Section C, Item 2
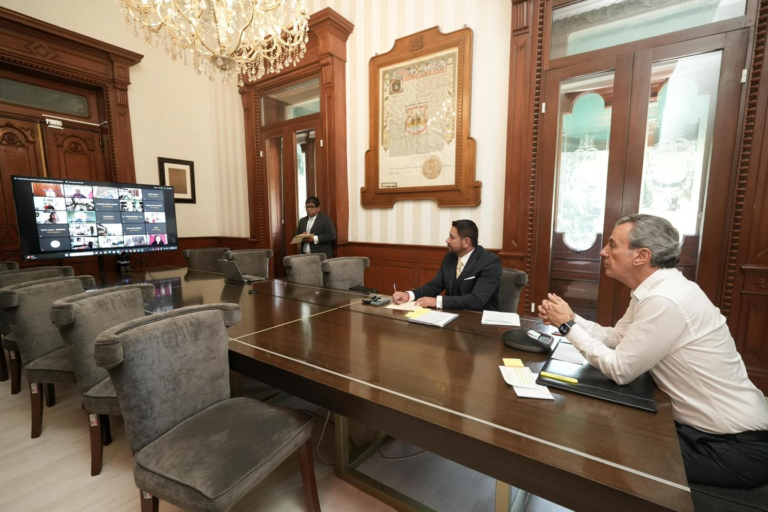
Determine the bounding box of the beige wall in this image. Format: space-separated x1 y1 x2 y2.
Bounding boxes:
307 0 512 248
1 0 512 247
0 0 247 238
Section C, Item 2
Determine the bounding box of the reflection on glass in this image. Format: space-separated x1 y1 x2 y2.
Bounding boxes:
639 52 722 238
296 130 316 219
261 78 320 125
551 0 746 59
550 71 614 321
555 72 613 251
0 77 90 117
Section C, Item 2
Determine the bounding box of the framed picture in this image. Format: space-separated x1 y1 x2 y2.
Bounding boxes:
158 157 196 204
361 26 479 208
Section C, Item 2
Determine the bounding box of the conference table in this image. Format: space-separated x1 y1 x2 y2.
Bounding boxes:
104 266 694 512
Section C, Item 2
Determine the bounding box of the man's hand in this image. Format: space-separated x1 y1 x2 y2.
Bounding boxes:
537 299 552 325
392 291 411 304
415 296 437 308
543 293 575 326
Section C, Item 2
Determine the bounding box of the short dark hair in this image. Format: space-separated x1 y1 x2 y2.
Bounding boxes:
452 219 478 247
306 196 320 208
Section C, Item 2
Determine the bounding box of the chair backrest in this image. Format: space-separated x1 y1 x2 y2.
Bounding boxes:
0 261 19 272
225 249 273 278
0 276 96 364
182 248 230 273
321 257 370 291
94 304 241 453
51 284 155 395
499 268 528 313
283 254 326 287
0 267 75 287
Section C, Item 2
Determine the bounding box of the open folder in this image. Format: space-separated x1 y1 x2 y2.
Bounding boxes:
290 234 313 244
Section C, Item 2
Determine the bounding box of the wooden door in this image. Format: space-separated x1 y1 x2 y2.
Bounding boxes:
0 117 46 253
44 126 105 181
536 31 749 325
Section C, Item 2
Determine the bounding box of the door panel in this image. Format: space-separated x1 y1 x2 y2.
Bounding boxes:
0 117 45 250
44 127 105 181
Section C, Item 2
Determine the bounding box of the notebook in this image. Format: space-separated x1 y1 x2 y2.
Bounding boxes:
481 311 520 326
407 310 459 328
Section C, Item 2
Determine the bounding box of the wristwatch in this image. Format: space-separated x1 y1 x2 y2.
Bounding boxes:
558 319 576 335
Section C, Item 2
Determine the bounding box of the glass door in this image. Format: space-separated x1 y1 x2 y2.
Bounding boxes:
536 31 749 324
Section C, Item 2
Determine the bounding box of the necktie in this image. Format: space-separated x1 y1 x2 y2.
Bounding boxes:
456 259 464 279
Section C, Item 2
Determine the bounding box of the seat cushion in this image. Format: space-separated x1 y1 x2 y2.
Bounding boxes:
25 347 76 384
691 482 768 512
134 397 312 512
82 377 121 416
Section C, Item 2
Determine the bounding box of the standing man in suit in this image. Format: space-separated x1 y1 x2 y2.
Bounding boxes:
392 219 502 311
295 196 336 260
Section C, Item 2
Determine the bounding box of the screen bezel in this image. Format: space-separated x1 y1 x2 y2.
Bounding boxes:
12 175 179 261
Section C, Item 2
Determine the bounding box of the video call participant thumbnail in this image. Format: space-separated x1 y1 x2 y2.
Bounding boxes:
36 211 67 225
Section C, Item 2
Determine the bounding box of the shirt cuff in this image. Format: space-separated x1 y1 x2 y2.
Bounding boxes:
407 291 415 301
313 236 319 244
436 296 443 309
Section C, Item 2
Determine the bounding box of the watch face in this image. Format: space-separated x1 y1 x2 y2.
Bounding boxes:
558 323 570 335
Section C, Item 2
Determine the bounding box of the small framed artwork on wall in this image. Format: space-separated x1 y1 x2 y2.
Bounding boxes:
158 157 196 204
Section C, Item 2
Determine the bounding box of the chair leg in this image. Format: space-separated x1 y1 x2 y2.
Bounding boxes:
100 415 112 446
297 438 321 512
0 349 8 382
30 383 44 438
45 383 56 407
140 490 159 512
9 351 21 394
88 413 104 476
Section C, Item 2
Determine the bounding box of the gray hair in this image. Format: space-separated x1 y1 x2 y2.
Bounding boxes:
615 214 681 268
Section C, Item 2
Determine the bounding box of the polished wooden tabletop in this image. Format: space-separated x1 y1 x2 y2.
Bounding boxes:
106 267 693 511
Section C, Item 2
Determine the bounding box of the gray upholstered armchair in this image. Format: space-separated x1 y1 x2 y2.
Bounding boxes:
0 266 76 395
94 304 321 512
321 257 370 291
183 248 230 273
0 275 96 438
0 261 19 271
51 284 155 475
284 253 326 287
499 268 528 313
224 249 273 278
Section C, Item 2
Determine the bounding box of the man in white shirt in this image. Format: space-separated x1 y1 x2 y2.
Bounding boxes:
538 214 768 488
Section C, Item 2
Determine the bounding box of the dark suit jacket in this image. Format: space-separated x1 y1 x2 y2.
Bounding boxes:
412 246 501 311
295 213 336 260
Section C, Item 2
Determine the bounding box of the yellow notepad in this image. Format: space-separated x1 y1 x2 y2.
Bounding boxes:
405 308 430 319
503 358 524 368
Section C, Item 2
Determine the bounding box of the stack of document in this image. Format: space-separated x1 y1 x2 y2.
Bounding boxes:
499 366 554 400
407 310 459 328
481 311 520 326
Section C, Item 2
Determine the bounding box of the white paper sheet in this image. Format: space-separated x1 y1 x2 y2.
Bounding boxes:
385 302 422 311
551 341 588 365
498 367 554 400
481 311 520 326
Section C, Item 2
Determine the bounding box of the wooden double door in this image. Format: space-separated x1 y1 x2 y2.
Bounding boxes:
535 31 749 325
0 115 107 257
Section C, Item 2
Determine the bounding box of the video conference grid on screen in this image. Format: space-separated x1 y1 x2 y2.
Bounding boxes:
13 176 178 260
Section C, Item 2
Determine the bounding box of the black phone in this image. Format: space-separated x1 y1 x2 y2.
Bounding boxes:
362 295 391 307
502 329 556 353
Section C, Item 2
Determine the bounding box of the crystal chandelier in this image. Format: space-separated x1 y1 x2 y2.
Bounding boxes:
117 0 310 84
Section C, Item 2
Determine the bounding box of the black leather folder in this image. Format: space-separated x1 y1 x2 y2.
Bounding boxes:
536 354 657 413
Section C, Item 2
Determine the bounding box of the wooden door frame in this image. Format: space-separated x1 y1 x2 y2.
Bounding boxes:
240 7 353 254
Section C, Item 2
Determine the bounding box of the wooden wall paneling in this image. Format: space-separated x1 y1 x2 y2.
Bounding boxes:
44 126 104 181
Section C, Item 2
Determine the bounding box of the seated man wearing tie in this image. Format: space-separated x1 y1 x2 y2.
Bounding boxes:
392 219 501 311
538 214 768 488
295 196 336 260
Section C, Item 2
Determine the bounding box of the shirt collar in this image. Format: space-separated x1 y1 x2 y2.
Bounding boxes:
631 267 675 301
460 248 474 266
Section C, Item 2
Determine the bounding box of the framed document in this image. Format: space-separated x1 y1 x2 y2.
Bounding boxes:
158 157 196 204
361 26 479 208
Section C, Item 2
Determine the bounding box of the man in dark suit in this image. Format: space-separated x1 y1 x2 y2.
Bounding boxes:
294 196 336 260
392 219 501 311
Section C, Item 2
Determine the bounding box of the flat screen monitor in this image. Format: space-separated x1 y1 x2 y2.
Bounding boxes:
11 175 179 261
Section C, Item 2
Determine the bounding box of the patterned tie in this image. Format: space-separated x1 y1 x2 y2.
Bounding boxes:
456 259 464 279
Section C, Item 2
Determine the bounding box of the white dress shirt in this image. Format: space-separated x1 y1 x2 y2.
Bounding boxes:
568 268 768 434
301 215 320 254
408 249 474 309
